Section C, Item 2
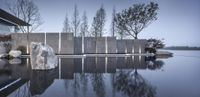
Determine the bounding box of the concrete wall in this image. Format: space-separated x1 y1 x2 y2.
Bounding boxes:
11 33 27 50
60 33 74 54
133 39 147 54
107 37 116 53
11 33 74 54
11 33 147 54
74 37 82 54
96 38 106 53
117 40 126 53
116 39 147 54
84 37 96 54
46 33 59 54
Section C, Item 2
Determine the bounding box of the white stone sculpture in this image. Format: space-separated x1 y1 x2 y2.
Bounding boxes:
30 42 58 70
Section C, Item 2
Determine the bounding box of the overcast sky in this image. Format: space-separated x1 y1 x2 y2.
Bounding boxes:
1 0 200 46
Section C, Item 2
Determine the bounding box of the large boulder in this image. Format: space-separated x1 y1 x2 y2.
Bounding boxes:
30 42 58 70
9 50 22 58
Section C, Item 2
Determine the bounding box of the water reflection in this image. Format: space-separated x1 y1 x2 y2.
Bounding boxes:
114 70 156 97
0 56 165 97
30 69 57 95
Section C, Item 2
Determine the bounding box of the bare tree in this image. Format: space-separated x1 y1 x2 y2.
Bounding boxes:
62 13 71 33
71 4 80 37
80 11 88 37
7 0 43 33
6 0 43 53
91 5 106 37
110 6 117 37
115 2 159 39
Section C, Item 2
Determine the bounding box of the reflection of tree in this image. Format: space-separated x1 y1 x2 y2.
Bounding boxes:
114 70 156 97
72 73 80 97
111 73 116 97
64 73 89 97
90 73 105 97
80 73 89 97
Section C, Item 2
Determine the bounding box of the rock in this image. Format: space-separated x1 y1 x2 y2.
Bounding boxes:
9 58 22 65
0 54 8 58
9 50 22 58
156 51 173 58
30 42 58 70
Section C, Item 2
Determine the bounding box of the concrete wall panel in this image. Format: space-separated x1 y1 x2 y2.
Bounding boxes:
84 37 96 54
96 38 106 53
126 40 134 53
107 37 116 53
74 37 82 54
46 33 59 54
61 33 74 54
117 40 126 53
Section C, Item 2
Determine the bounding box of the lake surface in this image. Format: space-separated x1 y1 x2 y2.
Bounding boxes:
0 50 200 97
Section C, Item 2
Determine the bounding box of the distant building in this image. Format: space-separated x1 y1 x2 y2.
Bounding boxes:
0 8 30 34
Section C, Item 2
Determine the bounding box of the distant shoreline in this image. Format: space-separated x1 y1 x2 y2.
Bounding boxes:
162 46 200 50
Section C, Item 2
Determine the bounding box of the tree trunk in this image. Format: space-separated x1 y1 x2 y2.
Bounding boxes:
135 33 138 39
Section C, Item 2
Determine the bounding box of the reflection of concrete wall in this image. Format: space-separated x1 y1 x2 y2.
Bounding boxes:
46 33 59 54
116 57 126 69
107 57 116 73
74 58 82 73
84 57 96 72
96 57 105 73
133 56 147 69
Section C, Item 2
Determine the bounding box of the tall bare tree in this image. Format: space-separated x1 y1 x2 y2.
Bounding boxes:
80 11 88 37
115 2 159 39
71 4 80 37
6 0 43 53
91 5 106 37
7 0 43 33
110 6 117 37
63 13 71 33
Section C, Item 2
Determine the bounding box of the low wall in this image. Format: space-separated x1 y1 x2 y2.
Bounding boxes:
11 33 147 54
11 33 74 54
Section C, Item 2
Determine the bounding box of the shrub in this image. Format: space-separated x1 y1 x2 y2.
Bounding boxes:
17 45 27 54
145 38 165 53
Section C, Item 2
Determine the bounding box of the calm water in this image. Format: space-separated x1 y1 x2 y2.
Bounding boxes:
0 50 200 97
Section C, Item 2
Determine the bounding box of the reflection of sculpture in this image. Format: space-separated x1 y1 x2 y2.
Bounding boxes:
30 69 57 96
114 70 156 97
